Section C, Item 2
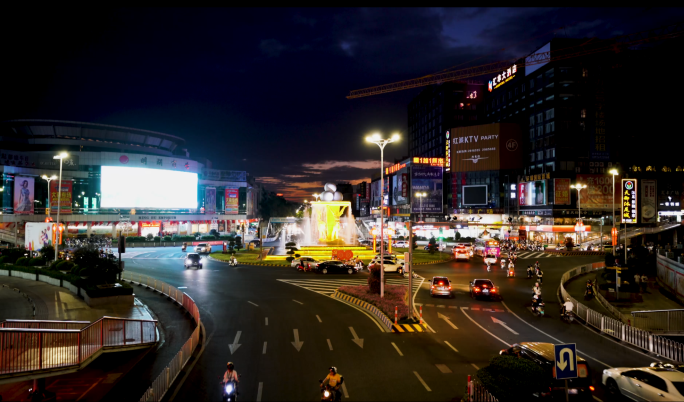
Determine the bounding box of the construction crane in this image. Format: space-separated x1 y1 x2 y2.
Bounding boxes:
347 21 684 99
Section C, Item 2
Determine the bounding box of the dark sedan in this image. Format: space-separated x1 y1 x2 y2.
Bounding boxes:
316 260 359 275
469 279 500 300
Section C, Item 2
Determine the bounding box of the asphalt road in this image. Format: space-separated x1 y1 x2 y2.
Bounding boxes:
119 247 662 401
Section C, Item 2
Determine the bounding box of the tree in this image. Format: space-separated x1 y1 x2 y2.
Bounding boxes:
146 233 154 241
40 244 55 261
235 236 243 251
285 241 298 263
428 236 437 254
455 231 462 241
71 246 121 284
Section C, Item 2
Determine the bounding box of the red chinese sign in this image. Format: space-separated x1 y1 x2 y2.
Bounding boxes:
554 179 570 205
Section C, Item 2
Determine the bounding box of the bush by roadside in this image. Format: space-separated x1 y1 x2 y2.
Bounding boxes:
337 284 409 320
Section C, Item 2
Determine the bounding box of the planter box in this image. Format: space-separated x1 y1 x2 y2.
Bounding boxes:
38 275 61 287
15 271 36 280
0 269 9 277
83 293 134 307
63 282 80 295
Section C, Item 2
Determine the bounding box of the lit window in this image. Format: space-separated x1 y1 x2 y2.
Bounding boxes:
510 184 516 190
580 109 586 119
510 192 516 199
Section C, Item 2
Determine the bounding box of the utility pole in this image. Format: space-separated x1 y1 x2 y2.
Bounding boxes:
407 221 413 321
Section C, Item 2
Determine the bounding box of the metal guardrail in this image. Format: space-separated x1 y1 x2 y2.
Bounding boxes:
560 263 684 363
0 316 158 376
467 375 499 402
120 271 201 402
630 310 684 332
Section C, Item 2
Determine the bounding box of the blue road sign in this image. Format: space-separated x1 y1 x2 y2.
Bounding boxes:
554 343 577 380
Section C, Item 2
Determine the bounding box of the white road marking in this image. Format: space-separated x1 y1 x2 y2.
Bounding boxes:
413 371 431 391
248 301 259 307
349 327 364 348
491 317 519 335
460 307 510 347
262 341 267 354
341 382 349 398
471 363 480 370
316 315 322 323
293 299 304 305
256 382 263 402
435 364 452 373
327 339 333 351
391 342 403 356
265 317 268 326
444 341 459 353
229 331 242 354
500 301 611 368
437 312 459 330
178 286 187 289
291 329 303 351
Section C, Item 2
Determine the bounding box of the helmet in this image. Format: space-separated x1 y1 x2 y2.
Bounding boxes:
329 366 337 374
566 297 570 301
227 362 234 370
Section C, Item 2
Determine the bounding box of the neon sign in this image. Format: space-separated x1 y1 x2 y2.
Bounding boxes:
412 157 444 167
622 179 637 224
488 64 517 92
385 162 406 175
445 131 451 172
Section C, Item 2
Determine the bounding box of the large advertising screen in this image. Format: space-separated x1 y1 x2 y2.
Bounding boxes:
13 176 34 214
518 180 547 206
576 174 620 209
225 188 239 214
411 165 443 213
101 166 198 208
50 180 73 214
391 168 409 205
462 185 488 206
451 123 522 172
25 222 53 251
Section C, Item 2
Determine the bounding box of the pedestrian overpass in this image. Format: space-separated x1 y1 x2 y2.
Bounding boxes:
0 317 158 384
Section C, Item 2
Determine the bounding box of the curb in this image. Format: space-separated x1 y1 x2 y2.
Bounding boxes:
207 255 289 267
544 251 606 256
414 258 454 265
333 290 394 331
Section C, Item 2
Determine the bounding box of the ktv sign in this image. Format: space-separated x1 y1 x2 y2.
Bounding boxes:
488 64 517 92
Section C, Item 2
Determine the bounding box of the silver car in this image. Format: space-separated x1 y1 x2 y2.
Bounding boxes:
430 276 452 297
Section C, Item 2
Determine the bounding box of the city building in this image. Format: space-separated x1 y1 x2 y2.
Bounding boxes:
0 120 259 243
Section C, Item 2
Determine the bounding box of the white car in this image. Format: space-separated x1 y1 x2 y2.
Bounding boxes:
394 241 409 248
194 243 212 254
454 247 470 261
483 253 498 265
370 259 405 274
603 363 684 401
291 256 320 268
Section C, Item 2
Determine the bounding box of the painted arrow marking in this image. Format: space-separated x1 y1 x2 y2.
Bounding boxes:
291 329 304 352
349 327 364 348
437 313 459 330
490 317 518 335
229 331 242 354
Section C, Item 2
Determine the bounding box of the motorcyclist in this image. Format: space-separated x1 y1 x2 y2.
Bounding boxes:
321 366 343 401
230 255 238 266
527 265 533 278
561 297 574 316
532 283 541 297
536 268 543 284
223 361 239 389
486 261 492 272
584 280 593 296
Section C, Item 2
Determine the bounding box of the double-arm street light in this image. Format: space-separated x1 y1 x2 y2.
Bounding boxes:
609 169 619 255
365 132 399 298
415 192 427 222
54 153 68 262
571 183 587 246
40 175 58 216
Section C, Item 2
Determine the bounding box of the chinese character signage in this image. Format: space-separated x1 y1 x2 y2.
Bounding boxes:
225 187 239 214
622 179 637 224
50 180 72 214
576 174 620 209
451 124 523 172
14 176 35 215
445 131 451 172
641 180 656 224
412 157 444 167
0 150 33 168
554 178 571 205
411 165 443 214
488 64 517 92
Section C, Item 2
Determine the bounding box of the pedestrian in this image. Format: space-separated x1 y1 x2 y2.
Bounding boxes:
641 274 648 293
634 274 641 292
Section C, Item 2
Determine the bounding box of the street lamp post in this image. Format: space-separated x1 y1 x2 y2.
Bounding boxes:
610 169 619 255
571 184 587 247
366 132 400 298
54 153 68 262
415 192 427 222
40 175 58 216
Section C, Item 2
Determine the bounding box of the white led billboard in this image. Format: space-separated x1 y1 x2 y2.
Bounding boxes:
101 166 198 208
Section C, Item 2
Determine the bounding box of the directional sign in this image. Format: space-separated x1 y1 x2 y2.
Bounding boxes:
554 343 577 379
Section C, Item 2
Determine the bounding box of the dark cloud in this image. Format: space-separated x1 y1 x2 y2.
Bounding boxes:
259 38 287 57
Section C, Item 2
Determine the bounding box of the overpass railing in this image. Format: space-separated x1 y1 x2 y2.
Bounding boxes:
0 317 158 376
560 263 684 363
120 271 201 402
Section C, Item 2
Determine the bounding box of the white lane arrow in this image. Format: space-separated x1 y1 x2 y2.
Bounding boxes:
229 331 242 354
556 347 575 371
490 317 519 335
291 329 304 352
349 327 364 348
437 313 459 330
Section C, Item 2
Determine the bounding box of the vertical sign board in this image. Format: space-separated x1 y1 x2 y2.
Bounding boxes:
225 188 239 214
554 179 571 205
622 179 637 224
554 343 578 380
641 180 657 224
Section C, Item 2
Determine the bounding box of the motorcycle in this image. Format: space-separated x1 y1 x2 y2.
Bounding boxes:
229 259 239 267
181 242 187 252
319 379 343 402
486 263 491 273
561 310 574 323
221 379 239 401
536 302 545 317
584 287 594 300
507 268 515 278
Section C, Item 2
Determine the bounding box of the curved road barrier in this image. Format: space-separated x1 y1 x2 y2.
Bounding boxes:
333 290 394 331
121 271 201 402
560 263 684 363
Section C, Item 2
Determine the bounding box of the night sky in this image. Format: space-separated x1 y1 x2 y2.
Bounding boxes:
4 8 683 200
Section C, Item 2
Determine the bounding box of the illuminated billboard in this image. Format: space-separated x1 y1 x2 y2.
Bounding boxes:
451 124 522 172
462 185 487 206
411 165 443 213
101 166 198 208
518 180 547 206
622 179 637 224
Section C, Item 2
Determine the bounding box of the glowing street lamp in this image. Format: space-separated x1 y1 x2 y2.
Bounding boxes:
53 152 68 262
571 183 587 246
365 132 400 298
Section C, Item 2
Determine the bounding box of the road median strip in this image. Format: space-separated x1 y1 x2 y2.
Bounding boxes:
332 290 427 333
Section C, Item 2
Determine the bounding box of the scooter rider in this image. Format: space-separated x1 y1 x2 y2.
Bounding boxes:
321 366 343 401
486 261 492 272
532 282 541 297
223 361 239 387
561 297 574 316
230 255 238 266
527 265 533 278
584 280 593 295
536 268 543 284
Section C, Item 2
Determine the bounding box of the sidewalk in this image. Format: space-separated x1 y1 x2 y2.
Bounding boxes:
565 270 683 319
0 276 195 402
